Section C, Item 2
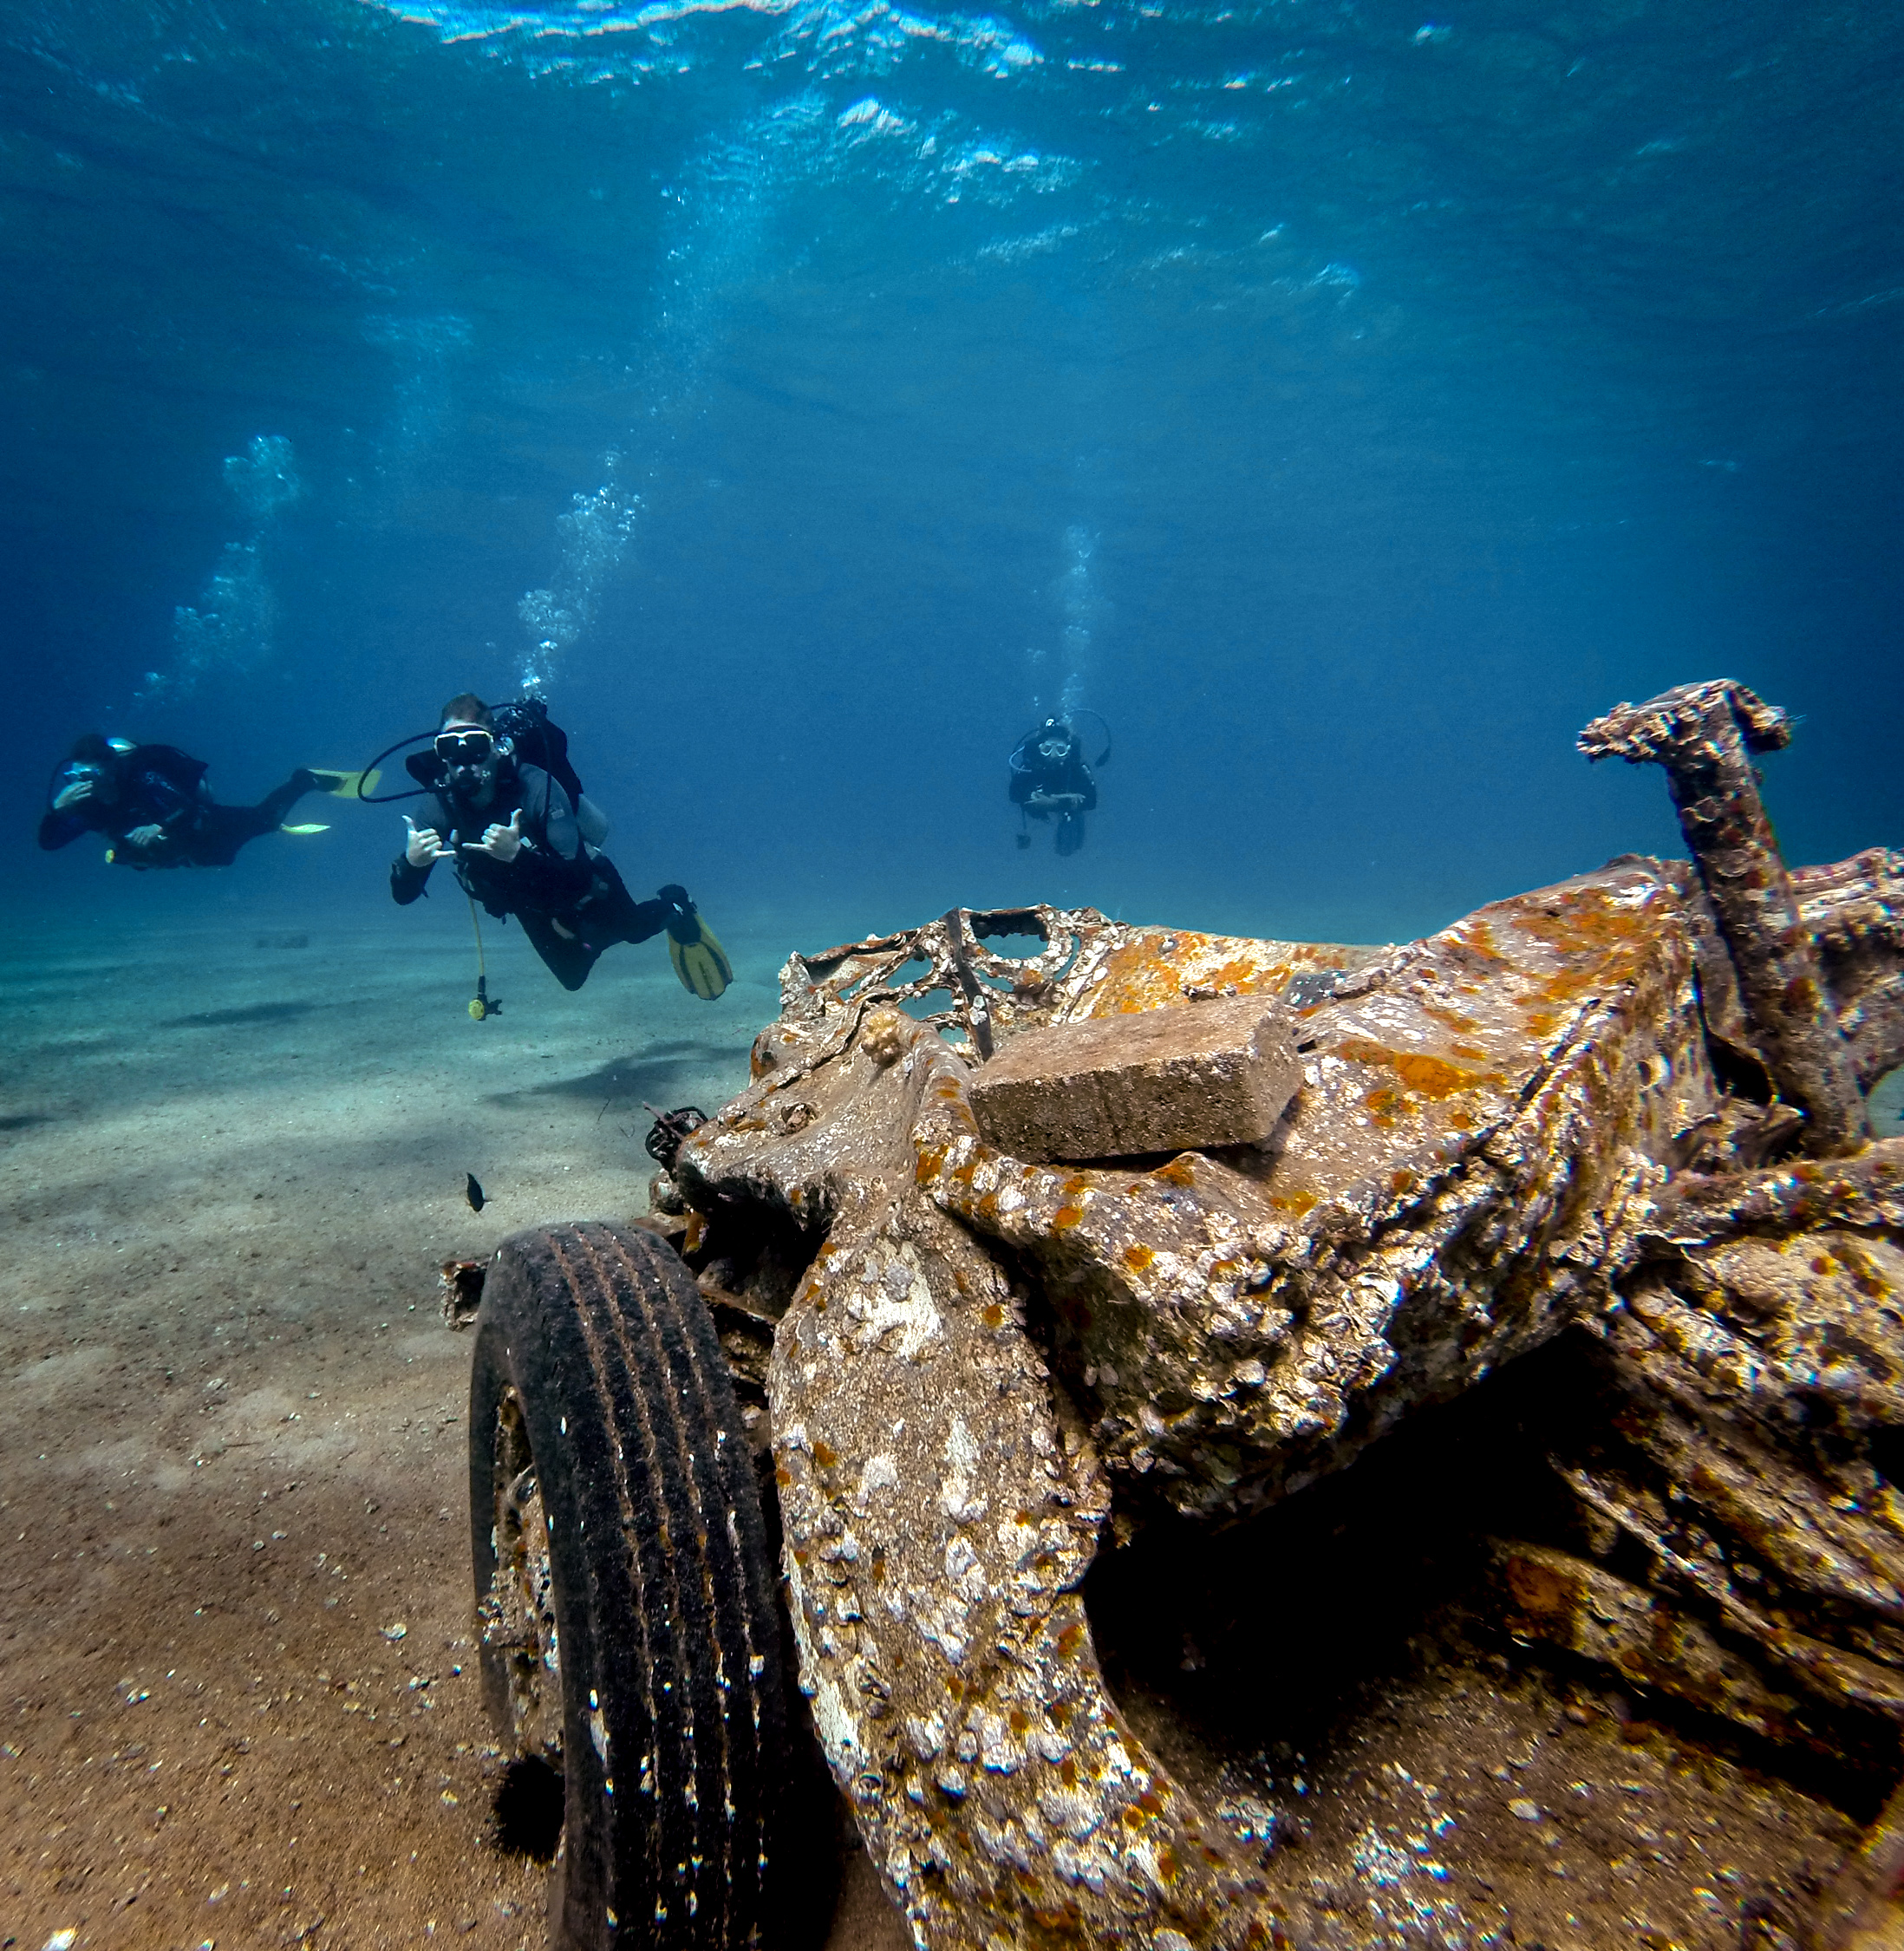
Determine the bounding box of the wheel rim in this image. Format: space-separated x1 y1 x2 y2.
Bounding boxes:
479 1385 564 1766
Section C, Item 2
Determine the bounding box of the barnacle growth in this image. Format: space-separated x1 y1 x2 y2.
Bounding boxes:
652 689 1904 1951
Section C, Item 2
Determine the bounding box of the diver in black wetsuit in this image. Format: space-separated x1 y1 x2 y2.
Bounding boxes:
1008 717 1099 857
389 694 730 997
37 734 324 868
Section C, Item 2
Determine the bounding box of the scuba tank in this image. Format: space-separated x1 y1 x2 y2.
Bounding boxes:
491 698 609 845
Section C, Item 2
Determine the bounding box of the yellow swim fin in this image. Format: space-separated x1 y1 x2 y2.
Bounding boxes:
303 767 381 799
280 822 331 835
668 917 733 1002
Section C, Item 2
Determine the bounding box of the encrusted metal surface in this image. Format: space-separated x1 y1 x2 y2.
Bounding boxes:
689 953 1281 1949
655 691 1904 1951
1796 847 1904 1087
1580 678 1869 1155
922 863 1715 1520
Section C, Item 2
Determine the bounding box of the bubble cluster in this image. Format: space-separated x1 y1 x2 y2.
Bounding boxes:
224 434 303 522
517 478 642 695
138 436 302 705
513 101 824 691
1028 521 1105 721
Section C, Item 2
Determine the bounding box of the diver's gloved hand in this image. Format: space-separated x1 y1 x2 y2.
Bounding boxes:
657 885 734 1002
403 816 446 869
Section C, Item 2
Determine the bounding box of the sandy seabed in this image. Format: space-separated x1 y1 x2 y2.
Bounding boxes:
0 889 906 1951
7 871 1899 1951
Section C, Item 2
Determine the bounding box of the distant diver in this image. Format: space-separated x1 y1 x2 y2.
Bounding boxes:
37 734 370 869
1008 715 1103 858
390 694 732 999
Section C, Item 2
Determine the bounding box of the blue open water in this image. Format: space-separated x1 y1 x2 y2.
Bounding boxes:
3 0 1901 951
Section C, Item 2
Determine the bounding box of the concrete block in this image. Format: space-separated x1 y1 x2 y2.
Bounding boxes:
968 995 1301 1162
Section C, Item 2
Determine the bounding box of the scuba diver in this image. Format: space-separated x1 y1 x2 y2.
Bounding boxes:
1008 716 1100 858
37 734 365 868
389 694 732 999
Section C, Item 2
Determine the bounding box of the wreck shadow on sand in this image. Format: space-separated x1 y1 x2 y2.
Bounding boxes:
159 1000 321 1029
484 1040 743 1110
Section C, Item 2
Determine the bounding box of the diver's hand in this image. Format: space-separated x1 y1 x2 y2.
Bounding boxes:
403 816 446 868
125 825 166 850
465 810 525 863
52 779 96 812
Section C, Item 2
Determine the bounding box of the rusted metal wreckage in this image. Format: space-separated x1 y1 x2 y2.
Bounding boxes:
467 681 1904 1951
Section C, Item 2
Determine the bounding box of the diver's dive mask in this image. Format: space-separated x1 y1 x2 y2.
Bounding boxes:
1037 738 1070 762
50 760 108 810
434 728 496 766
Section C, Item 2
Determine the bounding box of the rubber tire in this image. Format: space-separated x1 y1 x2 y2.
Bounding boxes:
470 1223 789 1951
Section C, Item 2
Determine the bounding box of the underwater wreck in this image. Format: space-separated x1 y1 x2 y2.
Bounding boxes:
466 680 1904 1950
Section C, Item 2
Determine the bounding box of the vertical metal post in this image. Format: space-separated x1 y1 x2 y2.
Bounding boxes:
1580 679 1868 1157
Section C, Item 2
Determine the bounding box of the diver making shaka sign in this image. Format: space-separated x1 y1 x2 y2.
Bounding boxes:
389 694 730 999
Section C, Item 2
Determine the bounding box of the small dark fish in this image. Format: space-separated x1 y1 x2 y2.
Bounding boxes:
466 1172 487 1213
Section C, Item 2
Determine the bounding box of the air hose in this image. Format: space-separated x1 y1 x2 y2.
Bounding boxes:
466 894 500 1021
